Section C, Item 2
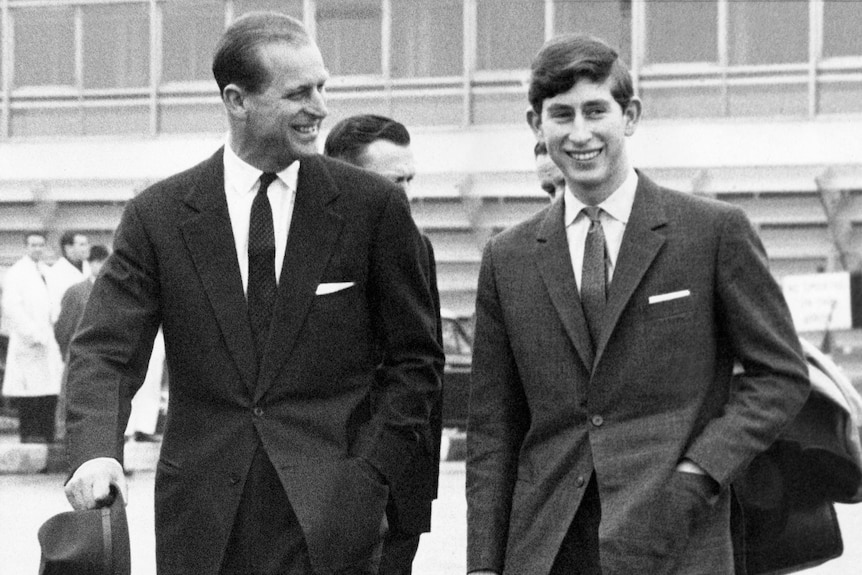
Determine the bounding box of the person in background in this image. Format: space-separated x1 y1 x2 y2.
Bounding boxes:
47 230 90 441
534 140 566 200
1 232 63 443
55 245 166 445
53 244 109 361
48 231 90 323
124 327 165 444
63 12 441 575
325 114 444 575
466 33 810 575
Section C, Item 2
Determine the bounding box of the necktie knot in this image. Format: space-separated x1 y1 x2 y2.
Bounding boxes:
258 172 278 195
582 206 602 224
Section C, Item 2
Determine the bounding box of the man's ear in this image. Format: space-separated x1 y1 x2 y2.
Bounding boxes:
222 84 247 119
623 97 642 137
527 108 543 139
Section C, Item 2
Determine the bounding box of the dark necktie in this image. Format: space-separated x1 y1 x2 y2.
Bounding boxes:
581 206 608 350
248 172 278 364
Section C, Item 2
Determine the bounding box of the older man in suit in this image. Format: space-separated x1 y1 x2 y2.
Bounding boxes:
466 34 810 575
63 12 442 575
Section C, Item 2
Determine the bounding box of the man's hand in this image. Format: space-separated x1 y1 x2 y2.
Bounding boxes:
65 458 127 510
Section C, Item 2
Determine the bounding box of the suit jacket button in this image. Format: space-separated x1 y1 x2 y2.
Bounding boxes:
576 476 586 487
229 473 240 485
591 415 604 427
253 407 264 417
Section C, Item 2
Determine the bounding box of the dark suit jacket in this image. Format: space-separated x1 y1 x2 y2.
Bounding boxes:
66 150 443 575
383 235 444 536
466 173 810 575
54 279 92 358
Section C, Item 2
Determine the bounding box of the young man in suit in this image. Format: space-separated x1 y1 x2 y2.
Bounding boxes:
466 34 811 575
63 12 442 575
325 114 444 575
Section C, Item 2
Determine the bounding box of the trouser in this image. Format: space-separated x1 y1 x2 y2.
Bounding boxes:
220 443 313 575
16 395 58 443
378 529 421 575
219 443 383 575
549 473 602 575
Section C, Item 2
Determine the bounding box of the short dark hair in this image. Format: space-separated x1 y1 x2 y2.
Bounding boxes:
59 230 85 253
87 244 110 263
528 34 634 115
324 114 411 166
213 11 311 95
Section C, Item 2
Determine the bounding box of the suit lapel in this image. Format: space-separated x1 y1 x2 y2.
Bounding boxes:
593 175 667 367
255 155 344 400
179 148 258 392
536 199 595 372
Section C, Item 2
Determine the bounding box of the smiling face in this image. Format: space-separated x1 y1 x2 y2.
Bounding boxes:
359 139 416 195
229 41 329 171
529 76 640 205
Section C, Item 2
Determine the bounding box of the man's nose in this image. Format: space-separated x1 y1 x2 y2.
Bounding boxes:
567 115 591 144
308 89 327 117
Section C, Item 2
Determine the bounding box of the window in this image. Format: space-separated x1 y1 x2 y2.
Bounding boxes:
553 0 628 55
83 4 150 90
234 0 303 20
162 0 225 83
391 0 462 78
823 0 862 59
644 0 717 65
316 0 381 76
476 0 543 71
13 6 75 88
728 0 808 66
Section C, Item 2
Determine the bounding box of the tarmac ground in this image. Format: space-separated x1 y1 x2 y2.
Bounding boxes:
2 459 862 575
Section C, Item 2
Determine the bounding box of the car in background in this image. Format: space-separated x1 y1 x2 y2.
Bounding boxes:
441 310 472 429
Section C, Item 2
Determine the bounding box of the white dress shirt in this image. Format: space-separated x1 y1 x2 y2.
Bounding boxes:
223 142 299 295
564 169 638 293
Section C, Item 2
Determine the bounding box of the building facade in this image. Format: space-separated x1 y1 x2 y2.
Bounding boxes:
1 0 861 316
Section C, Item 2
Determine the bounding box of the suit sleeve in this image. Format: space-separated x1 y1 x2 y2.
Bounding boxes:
684 207 810 487
466 240 530 573
354 190 444 483
65 201 161 471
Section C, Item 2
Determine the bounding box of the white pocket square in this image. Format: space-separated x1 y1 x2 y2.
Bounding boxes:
315 282 355 295
648 289 691 304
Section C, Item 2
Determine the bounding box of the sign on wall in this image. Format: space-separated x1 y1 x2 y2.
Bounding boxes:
781 272 862 333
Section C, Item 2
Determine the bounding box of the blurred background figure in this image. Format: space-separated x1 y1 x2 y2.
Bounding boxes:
534 141 566 200
124 328 165 443
48 231 90 323
47 230 90 440
53 245 109 442
1 232 62 443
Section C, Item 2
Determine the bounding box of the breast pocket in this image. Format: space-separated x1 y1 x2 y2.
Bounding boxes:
644 293 693 322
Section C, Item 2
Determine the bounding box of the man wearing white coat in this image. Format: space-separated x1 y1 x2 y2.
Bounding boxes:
1 232 63 443
46 230 90 441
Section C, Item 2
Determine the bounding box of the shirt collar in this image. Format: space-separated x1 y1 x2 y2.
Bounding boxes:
564 169 638 227
223 139 300 195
